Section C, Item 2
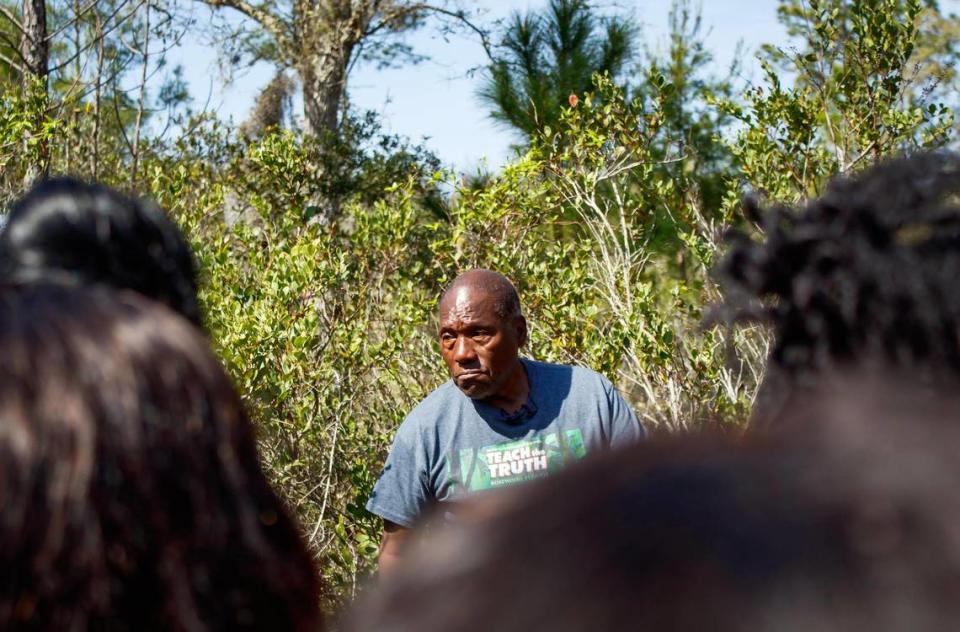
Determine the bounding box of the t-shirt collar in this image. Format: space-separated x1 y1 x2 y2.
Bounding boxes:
489 357 538 423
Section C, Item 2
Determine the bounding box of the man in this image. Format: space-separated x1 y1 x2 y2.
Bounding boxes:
366 269 644 573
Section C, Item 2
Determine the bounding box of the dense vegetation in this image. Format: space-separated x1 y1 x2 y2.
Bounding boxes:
1 0 956 610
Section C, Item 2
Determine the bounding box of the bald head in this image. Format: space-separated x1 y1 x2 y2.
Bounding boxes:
439 269 521 322
437 269 527 402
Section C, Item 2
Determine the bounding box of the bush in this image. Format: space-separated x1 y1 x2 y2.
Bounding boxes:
0 0 955 610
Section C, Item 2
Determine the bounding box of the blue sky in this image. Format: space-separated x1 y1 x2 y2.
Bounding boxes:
172 1 790 173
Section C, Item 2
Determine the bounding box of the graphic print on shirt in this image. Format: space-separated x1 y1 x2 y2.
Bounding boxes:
452 429 587 492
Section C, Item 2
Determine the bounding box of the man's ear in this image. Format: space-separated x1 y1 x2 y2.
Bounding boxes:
515 315 528 348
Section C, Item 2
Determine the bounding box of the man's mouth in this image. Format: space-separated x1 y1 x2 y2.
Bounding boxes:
456 370 486 381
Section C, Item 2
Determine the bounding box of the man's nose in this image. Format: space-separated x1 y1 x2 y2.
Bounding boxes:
453 336 477 363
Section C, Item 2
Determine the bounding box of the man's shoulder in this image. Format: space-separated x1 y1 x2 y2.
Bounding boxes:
524 358 612 391
404 379 467 425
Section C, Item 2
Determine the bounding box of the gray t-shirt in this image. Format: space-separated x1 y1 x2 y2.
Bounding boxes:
366 358 644 527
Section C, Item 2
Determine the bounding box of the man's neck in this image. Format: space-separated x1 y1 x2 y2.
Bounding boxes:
484 360 530 414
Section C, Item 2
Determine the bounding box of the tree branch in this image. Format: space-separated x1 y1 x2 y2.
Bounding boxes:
0 51 24 73
47 0 145 75
403 3 495 62
45 0 110 43
0 5 25 36
0 30 28 65
356 2 494 61
112 84 136 156
196 0 293 58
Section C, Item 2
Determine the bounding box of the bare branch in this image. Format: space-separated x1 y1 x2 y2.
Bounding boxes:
0 51 24 73
112 85 136 156
0 5 25 36
0 29 28 64
47 0 145 75
45 0 111 43
401 3 494 61
91 9 105 178
131 1 151 181
195 0 293 58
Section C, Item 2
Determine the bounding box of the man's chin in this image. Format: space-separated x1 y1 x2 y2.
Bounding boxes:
455 380 494 400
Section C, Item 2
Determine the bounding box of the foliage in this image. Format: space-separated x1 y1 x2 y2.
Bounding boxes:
641 0 737 214
0 0 193 185
479 0 636 143
722 0 956 204
0 77 66 198
221 110 443 223
121 114 447 609
167 173 444 610
772 0 960 100
0 2 21 83
0 0 958 617
140 74 761 609
529 74 765 429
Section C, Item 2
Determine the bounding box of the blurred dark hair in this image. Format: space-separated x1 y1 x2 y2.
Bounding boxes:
0 284 321 630
343 374 960 631
0 177 202 326
716 153 960 418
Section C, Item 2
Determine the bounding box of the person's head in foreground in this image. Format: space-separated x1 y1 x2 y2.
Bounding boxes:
718 152 960 420
344 374 960 631
0 177 202 327
0 284 320 630
438 268 528 406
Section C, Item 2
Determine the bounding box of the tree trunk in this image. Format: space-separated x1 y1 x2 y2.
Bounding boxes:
21 0 49 184
91 9 105 179
298 30 356 220
294 0 365 138
21 0 47 82
300 48 349 138
131 1 151 183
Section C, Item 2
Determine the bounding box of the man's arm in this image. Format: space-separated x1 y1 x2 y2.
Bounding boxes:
377 520 413 576
366 417 431 571
604 377 645 445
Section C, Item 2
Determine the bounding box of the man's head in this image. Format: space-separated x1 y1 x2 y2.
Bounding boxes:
437 269 527 400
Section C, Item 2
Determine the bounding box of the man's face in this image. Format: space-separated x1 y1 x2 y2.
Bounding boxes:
438 286 526 400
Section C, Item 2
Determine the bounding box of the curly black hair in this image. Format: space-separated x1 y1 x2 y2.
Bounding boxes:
718 152 960 416
0 177 202 327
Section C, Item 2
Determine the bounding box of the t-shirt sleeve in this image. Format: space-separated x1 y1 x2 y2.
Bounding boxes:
604 378 645 447
365 417 431 528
